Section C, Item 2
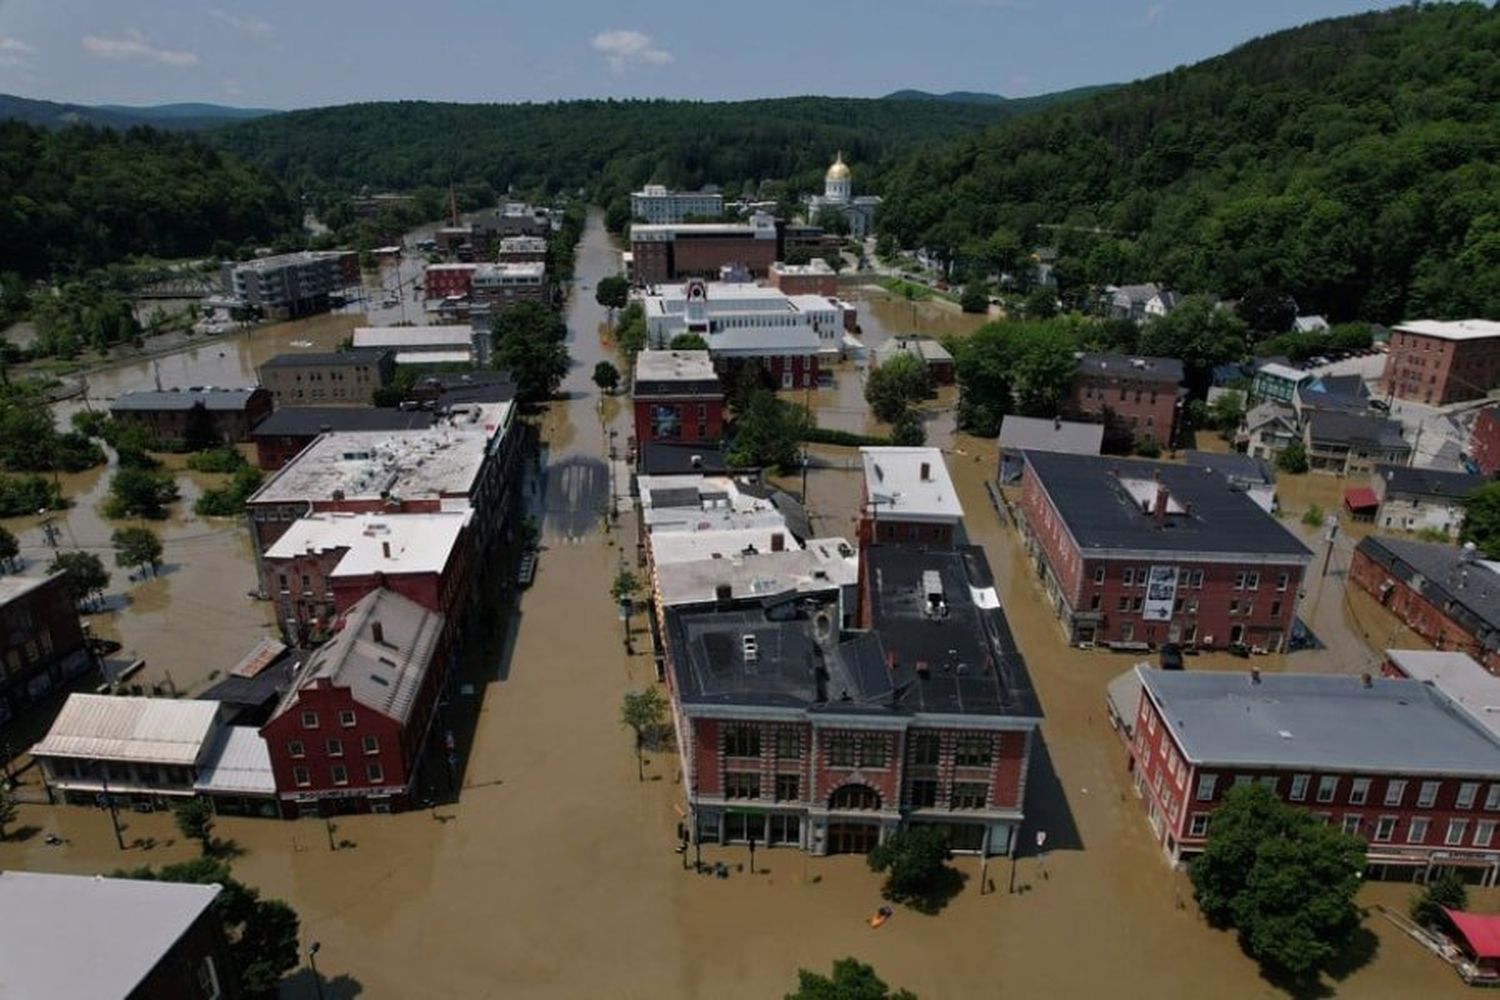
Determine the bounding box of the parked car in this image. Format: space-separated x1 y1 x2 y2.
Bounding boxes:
1159 643 1184 671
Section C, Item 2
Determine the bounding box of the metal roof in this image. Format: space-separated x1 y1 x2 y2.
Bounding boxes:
1386 649 1500 742
194 725 276 795
110 387 264 412
1356 536 1500 646
998 416 1104 456
0 871 220 1000
1375 464 1484 501
30 694 220 765
861 447 964 523
1394 319 1500 342
1139 667 1500 776
260 349 390 369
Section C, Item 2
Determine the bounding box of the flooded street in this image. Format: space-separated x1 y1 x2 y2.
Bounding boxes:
0 232 1477 999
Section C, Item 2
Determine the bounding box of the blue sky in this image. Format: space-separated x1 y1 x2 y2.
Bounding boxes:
0 0 1405 109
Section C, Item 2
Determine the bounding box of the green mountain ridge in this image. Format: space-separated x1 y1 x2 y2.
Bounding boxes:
0 93 277 131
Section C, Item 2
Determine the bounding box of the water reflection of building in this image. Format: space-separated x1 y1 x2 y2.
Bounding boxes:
804 152 881 237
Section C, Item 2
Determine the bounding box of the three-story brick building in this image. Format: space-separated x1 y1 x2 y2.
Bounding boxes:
1069 353 1183 449
632 350 725 446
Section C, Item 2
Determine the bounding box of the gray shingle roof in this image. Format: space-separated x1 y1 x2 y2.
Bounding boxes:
1076 353 1183 384
998 415 1104 456
1140 667 1500 776
1374 464 1484 501
1306 411 1408 449
1022 451 1311 559
110 387 264 412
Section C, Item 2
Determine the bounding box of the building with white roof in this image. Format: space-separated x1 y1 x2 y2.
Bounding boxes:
472 261 548 307
631 184 725 224
641 280 849 349
1384 318 1500 405
1384 649 1500 742
860 447 965 548
351 325 481 365
654 537 859 624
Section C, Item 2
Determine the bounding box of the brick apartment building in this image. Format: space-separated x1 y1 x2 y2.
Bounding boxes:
859 447 964 549
1351 536 1500 674
0 573 90 734
110 387 273 446
257 349 394 408
1069 353 1183 449
630 214 780 285
250 407 437 470
632 350 724 446
1018 452 1312 650
496 236 549 263
1472 406 1500 476
1126 667 1500 882
708 329 822 391
769 259 838 297
1382 319 1500 405
261 587 447 816
471 262 547 307
261 510 472 648
662 544 1040 856
423 262 478 300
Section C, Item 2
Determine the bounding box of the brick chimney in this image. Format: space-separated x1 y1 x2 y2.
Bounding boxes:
920 461 931 482
771 532 785 552
381 540 391 559
371 620 384 645
1154 483 1169 525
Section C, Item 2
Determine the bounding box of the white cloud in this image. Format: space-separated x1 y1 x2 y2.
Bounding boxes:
0 35 35 69
82 29 199 67
208 9 273 41
590 29 673 73
1145 3 1167 23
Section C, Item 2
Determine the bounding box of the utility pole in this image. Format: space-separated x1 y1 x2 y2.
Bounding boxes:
1321 516 1340 578
100 773 125 850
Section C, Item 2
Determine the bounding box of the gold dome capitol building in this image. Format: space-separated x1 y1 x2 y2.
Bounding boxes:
805 151 882 237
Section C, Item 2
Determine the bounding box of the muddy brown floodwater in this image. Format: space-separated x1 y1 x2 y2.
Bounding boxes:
0 238 1477 998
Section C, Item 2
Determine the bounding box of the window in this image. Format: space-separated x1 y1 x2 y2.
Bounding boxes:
1408 817 1431 843
326 738 343 757
196 956 222 1000
910 779 939 808
293 766 310 787
1289 774 1309 801
775 774 800 802
339 710 356 728
1375 816 1397 842
1258 776 1278 794
775 729 801 759
858 738 887 769
1270 600 1282 618
1418 781 1440 808
909 733 941 766
301 710 319 729
827 735 856 767
1122 568 1135 586
1228 599 1239 615
1477 820 1497 848
1190 570 1204 589
725 772 760 799
1117 596 1130 612
1093 566 1105 585
1233 572 1246 590
954 735 993 768
1349 778 1370 805
1276 572 1289 592
1196 774 1217 802
1189 814 1211 837
366 762 384 784
1447 819 1470 846
1487 784 1500 810
287 740 305 759
1246 572 1260 590
1341 815 1363 836
1385 780 1407 807
1132 596 1143 611
1234 774 1252 788
723 726 761 758
950 782 988 810
331 764 348 786
1458 782 1480 810
362 735 379 755
1316 776 1338 803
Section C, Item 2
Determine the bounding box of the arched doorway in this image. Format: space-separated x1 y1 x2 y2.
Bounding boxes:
829 784 881 811
827 784 882 854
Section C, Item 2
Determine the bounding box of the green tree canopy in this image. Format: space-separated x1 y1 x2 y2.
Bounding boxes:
865 353 931 424
953 320 1080 436
48 550 109 607
1190 783 1365 979
172 797 215 853
890 410 927 446
0 524 17 571
728 390 807 470
1411 872 1468 930
0 474 66 518
0 785 17 840
786 958 918 1000
592 360 621 394
669 333 709 351
1277 439 1309 475
867 826 959 912
493 306 570 402
595 274 630 313
102 467 179 520
959 283 989 314
112 526 164 577
1136 295 1247 387
1461 483 1500 558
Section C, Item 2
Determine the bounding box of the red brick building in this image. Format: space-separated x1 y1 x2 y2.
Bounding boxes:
424 263 478 300
1382 320 1500 406
662 544 1039 856
261 510 471 648
0 573 91 734
1351 535 1500 674
1018 452 1311 650
769 259 838 297
261 587 447 816
1069 353 1183 449
632 350 724 446
858 447 964 550
1472 405 1500 477
109 387 273 447
1126 666 1500 882
630 215 780 285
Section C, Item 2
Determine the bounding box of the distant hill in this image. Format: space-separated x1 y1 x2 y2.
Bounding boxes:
0 94 277 131
883 85 1115 108
883 89 1009 104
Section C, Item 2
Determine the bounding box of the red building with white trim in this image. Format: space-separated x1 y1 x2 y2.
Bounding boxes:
1471 405 1500 477
632 350 724 447
1351 535 1500 674
858 447 964 550
1069 353 1183 450
1126 666 1500 883
424 263 477 300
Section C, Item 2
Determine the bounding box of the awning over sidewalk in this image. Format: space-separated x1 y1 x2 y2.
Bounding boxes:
1344 486 1379 514
1444 908 1500 960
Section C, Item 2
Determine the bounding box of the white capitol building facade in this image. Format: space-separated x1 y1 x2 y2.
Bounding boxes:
804 152 882 238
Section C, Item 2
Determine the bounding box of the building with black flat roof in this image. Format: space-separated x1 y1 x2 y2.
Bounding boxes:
251 407 437 470
662 543 1039 857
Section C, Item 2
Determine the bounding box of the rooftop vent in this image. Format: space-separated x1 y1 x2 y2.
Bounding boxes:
922 570 948 618
741 634 759 663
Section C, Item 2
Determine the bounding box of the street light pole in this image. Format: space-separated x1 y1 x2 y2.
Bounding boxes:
308 941 326 1000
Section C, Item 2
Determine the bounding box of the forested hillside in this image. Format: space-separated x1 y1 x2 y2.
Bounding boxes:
877 3 1500 323
211 95 1083 209
0 122 299 280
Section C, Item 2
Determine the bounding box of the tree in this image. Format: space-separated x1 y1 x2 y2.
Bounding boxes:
1190 783 1365 979
1024 287 1058 319
890 410 927 446
0 474 66 518
493 320 570 402
1237 287 1298 335
814 206 851 237
959 283 989 314
1411 872 1468 930
1137 295 1248 388
866 353 930 424
867 826 957 911
728 390 807 470
0 524 17 573
610 569 640 605
0 785 17 840
102 467 179 520
1207 391 1247 437
595 274 630 317
669 333 708 350
120 859 300 998
787 958 918 1000
173 797 215 854
620 687 669 782
953 320 1080 436
48 551 109 609
1277 439 1309 474
195 466 264 517
492 300 567 344
1461 482 1500 558
592 361 621 394
112 526 164 578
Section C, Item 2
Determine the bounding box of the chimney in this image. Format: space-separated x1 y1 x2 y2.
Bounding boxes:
1360 672 1373 689
332 489 345 502
1250 667 1261 685
1154 484 1169 525
371 620 384 646
1053 415 1061 431
771 532 785 552
715 583 732 604
381 540 391 559
920 461 931 482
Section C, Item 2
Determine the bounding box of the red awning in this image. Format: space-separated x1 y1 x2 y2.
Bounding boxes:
1344 486 1379 512
1445 909 1500 960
